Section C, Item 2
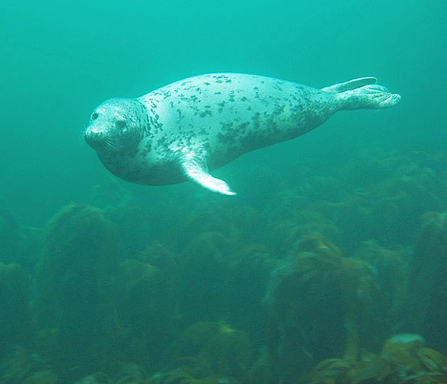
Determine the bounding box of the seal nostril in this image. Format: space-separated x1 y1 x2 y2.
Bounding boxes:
91 113 99 120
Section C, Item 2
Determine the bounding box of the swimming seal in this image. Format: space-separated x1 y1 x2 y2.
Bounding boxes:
84 73 400 195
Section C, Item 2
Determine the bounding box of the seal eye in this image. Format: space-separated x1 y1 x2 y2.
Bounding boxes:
116 120 127 129
91 112 99 120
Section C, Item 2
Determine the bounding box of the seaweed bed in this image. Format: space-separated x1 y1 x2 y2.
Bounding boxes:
1 146 446 383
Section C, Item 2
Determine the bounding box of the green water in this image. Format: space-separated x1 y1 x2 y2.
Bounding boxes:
0 0 445 224
1 1 446 383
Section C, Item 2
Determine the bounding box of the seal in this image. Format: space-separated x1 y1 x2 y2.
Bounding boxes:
84 73 400 195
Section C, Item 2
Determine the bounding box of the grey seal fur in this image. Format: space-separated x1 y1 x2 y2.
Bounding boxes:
84 73 400 195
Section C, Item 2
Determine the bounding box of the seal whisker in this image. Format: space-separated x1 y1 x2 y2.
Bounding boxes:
78 128 87 146
105 138 119 151
105 137 125 152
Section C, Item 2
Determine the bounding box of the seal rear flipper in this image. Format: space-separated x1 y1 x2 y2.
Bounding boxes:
339 84 401 110
181 156 236 196
321 77 377 93
320 77 400 108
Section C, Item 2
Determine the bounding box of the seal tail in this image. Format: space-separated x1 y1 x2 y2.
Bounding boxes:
322 77 401 110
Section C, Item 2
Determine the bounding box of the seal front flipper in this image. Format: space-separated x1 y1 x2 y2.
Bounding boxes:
180 153 236 196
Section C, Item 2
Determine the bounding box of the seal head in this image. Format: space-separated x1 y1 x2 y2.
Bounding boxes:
84 98 147 155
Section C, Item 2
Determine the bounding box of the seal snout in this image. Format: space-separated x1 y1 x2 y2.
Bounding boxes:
84 127 106 150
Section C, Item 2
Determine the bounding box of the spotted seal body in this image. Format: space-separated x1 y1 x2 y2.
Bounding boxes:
85 73 400 195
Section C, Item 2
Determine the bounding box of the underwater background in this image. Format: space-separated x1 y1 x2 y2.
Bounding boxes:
1 0 446 383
